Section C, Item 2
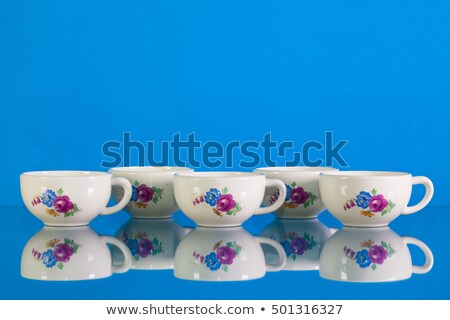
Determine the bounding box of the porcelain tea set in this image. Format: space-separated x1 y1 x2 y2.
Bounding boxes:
20 166 434 282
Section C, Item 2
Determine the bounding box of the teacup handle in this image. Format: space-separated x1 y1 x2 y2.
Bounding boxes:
402 176 434 215
402 236 434 274
102 177 132 215
101 235 132 274
255 179 287 215
255 236 287 272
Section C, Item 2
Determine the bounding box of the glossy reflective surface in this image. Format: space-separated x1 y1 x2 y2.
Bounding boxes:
3 206 449 299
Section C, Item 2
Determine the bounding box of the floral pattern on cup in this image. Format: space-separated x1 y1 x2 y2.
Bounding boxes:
279 232 317 261
343 239 395 271
193 187 242 217
193 240 242 272
122 230 163 261
31 188 80 218
130 180 164 209
269 182 318 209
343 189 396 218
31 238 81 270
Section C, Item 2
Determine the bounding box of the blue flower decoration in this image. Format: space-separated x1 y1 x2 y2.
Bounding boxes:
280 240 292 257
285 185 292 201
355 249 371 268
131 186 138 202
42 249 57 268
356 191 371 209
126 239 138 256
205 252 221 271
41 189 57 208
205 188 221 207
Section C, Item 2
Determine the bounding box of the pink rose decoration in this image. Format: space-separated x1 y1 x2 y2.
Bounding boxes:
52 196 74 213
216 194 236 212
368 245 388 264
368 194 388 212
290 187 309 205
53 243 74 262
216 246 236 265
137 184 154 202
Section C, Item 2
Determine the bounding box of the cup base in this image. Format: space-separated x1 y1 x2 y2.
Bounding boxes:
129 215 173 220
341 223 389 228
319 272 410 283
42 222 90 227
195 223 243 228
276 215 319 220
20 272 112 281
173 273 265 282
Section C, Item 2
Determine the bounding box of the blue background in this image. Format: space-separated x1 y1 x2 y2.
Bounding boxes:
1 0 449 299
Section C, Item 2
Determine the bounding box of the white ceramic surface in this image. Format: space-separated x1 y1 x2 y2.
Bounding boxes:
173 172 286 227
260 218 334 271
110 166 193 219
255 167 338 218
319 227 433 282
20 171 132 226
21 226 132 281
319 171 434 227
112 218 189 270
174 227 287 281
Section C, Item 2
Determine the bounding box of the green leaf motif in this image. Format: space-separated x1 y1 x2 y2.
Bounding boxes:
64 211 75 218
292 254 297 261
371 188 377 196
227 242 241 255
73 244 79 254
221 187 228 194
222 265 228 272
57 262 64 270
73 203 79 211
134 180 140 187
381 209 388 216
371 263 377 270
57 188 64 196
291 181 297 188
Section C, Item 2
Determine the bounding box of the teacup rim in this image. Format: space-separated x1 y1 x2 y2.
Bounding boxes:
21 171 110 178
255 166 337 173
320 171 411 178
109 166 193 173
174 171 264 179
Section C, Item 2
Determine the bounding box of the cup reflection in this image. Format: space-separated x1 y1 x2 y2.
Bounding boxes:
319 226 434 282
259 218 334 271
21 226 132 281
112 218 189 270
174 226 286 281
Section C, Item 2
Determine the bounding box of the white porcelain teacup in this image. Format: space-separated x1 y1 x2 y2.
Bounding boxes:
174 226 286 281
255 167 338 218
173 172 286 227
260 218 334 271
21 226 132 281
20 171 132 226
110 166 193 219
319 171 434 227
319 227 433 282
112 218 189 270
